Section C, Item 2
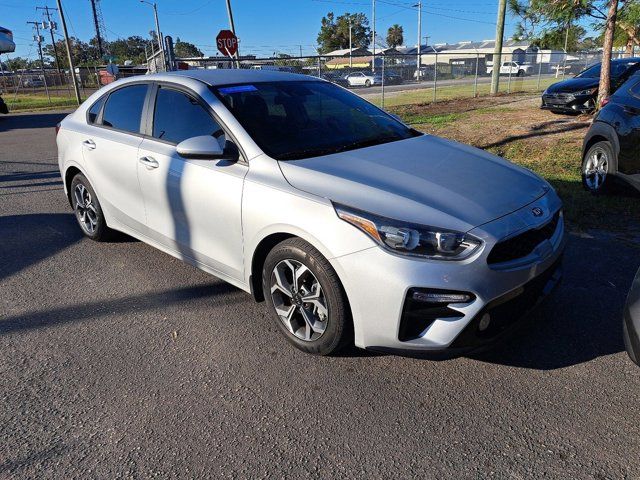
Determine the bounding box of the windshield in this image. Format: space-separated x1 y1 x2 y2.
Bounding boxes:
214 81 420 160
577 61 637 78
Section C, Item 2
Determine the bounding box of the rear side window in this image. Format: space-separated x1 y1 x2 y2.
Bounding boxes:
102 84 148 134
152 87 222 144
87 95 106 124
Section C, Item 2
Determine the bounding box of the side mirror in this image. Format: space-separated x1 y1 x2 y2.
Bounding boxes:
176 135 238 162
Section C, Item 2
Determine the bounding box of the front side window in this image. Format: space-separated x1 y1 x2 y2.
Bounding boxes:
152 87 223 144
215 81 420 160
101 84 148 133
578 61 638 79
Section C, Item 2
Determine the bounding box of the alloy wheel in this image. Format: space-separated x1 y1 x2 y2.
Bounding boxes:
74 183 98 234
270 259 328 342
584 146 609 191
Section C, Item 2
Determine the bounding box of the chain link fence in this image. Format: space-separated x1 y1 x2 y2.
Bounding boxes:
0 49 635 112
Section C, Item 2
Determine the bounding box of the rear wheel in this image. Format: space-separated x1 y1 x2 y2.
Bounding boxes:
262 238 352 355
582 140 615 194
365 79 371 87
517 69 525 77
70 173 113 240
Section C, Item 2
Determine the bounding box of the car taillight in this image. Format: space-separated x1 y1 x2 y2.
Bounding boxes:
600 96 610 108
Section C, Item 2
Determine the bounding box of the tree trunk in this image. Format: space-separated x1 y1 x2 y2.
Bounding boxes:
626 39 634 56
598 0 619 108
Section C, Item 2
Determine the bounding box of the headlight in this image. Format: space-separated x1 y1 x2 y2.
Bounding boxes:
334 203 482 261
575 88 597 96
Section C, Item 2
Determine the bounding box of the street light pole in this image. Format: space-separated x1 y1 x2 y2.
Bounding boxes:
140 1 165 71
413 2 422 80
349 20 353 68
55 0 81 105
371 0 376 72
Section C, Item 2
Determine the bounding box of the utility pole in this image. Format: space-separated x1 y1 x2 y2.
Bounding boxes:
27 20 51 102
55 0 81 105
349 19 353 68
37 6 61 74
490 0 507 95
413 2 422 79
225 0 240 67
89 0 104 58
141 1 166 71
371 0 376 72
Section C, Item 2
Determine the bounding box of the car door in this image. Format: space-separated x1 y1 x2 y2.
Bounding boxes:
617 79 640 175
81 83 149 230
136 83 247 280
350 72 363 86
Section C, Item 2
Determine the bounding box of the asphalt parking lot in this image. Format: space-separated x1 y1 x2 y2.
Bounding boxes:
1 110 640 478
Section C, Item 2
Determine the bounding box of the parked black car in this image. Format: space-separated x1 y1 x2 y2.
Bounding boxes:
322 72 349 88
624 267 640 367
542 57 640 114
581 71 640 193
0 95 7 114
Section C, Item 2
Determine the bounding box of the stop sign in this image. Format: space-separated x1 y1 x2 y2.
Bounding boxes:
216 30 238 57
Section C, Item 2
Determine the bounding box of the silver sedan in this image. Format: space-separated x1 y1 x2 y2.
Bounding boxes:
56 70 565 355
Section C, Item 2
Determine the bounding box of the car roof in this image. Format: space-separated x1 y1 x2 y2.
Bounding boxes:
162 68 315 86
612 57 640 64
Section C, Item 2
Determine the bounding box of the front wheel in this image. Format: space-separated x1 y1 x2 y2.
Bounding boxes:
517 70 525 77
582 140 615 194
262 238 352 355
365 79 371 87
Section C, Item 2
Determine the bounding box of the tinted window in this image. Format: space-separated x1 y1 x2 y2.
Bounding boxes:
87 95 106 124
215 81 420 160
152 87 222 144
102 84 148 133
578 61 638 79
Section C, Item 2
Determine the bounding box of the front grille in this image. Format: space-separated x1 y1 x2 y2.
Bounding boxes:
543 93 573 105
487 211 560 265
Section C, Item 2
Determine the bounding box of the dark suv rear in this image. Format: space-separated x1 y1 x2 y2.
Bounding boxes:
542 58 640 114
581 71 640 193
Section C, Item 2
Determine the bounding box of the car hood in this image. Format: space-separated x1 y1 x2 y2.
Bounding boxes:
278 135 548 232
546 77 599 93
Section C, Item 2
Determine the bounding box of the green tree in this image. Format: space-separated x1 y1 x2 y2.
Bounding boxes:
509 0 633 106
43 37 96 68
386 24 404 48
108 36 150 64
614 2 640 54
317 12 370 53
174 37 204 58
3 57 38 71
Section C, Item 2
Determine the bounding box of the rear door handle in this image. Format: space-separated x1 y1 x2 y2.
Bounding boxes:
82 139 96 150
139 156 159 169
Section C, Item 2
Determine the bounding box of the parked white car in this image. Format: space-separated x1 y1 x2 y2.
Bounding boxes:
344 71 377 87
56 70 565 356
0 26 15 54
487 61 533 77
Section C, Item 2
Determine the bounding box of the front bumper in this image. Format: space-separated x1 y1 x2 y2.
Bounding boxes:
541 93 595 113
332 193 566 353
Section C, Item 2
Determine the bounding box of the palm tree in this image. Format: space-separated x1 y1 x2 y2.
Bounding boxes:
386 24 404 48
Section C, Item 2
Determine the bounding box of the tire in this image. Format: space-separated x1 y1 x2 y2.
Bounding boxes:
582 140 616 194
262 238 352 355
365 79 371 87
70 173 113 241
517 70 525 77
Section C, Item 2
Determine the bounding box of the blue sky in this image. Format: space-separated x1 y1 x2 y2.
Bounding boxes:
3 0 521 60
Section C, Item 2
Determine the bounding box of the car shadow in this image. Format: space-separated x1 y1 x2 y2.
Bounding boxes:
0 282 244 336
469 232 639 370
0 112 69 132
0 213 84 281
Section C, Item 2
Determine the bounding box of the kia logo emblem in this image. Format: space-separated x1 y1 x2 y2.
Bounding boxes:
531 207 544 217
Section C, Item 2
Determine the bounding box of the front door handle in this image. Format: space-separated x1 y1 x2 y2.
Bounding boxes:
82 139 96 150
139 156 159 169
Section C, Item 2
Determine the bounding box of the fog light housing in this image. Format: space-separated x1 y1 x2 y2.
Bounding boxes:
399 288 475 341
